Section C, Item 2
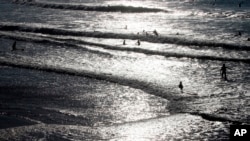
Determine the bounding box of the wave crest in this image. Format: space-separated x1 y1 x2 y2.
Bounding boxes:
15 1 167 13
0 23 250 51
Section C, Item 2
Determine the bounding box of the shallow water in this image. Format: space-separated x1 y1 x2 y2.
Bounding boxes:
0 66 232 140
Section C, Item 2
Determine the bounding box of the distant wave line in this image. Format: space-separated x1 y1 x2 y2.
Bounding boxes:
0 24 250 51
43 35 250 63
16 1 167 13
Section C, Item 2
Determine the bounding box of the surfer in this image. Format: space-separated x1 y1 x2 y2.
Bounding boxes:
179 81 183 93
220 64 228 80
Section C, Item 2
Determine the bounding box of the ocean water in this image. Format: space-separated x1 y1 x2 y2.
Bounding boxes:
0 0 249 140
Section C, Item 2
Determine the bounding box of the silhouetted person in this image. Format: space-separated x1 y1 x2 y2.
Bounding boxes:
238 31 242 36
123 40 126 45
239 2 242 8
137 39 140 46
235 31 242 37
124 25 127 29
179 81 183 93
146 32 148 36
11 41 17 51
220 64 228 80
153 29 158 36
11 41 24 51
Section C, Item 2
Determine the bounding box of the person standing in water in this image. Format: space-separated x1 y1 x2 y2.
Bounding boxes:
11 41 17 51
137 39 140 46
153 29 158 36
220 64 228 80
11 41 24 51
123 40 126 45
179 81 183 93
239 2 243 8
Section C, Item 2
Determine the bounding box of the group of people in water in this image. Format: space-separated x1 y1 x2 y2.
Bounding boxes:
137 29 159 37
123 25 159 46
178 63 229 93
123 39 141 46
11 22 232 94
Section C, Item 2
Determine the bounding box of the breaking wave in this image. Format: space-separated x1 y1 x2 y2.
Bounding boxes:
0 23 250 51
13 1 166 13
